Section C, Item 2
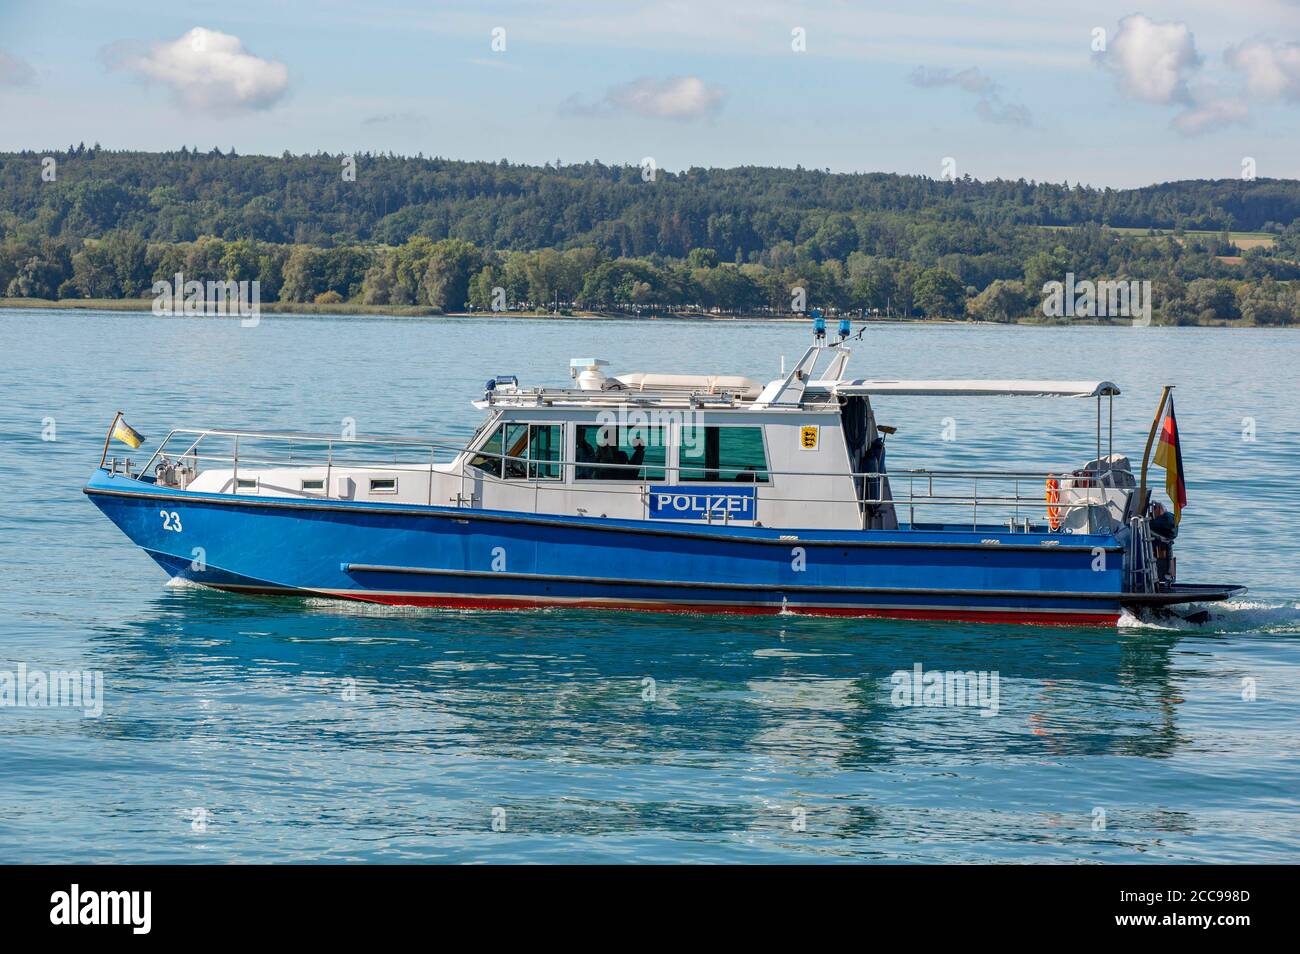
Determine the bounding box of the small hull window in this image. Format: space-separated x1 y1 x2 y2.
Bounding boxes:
369 478 398 494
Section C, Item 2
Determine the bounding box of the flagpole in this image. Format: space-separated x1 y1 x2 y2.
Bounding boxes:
1136 385 1173 516
99 410 122 468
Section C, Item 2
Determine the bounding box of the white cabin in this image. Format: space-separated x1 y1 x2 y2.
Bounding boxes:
153 345 1128 534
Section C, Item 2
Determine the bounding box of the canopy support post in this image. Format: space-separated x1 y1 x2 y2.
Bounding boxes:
1108 394 1113 460
1095 395 1101 469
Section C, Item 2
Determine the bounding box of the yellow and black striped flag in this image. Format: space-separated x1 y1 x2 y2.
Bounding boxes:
112 417 145 449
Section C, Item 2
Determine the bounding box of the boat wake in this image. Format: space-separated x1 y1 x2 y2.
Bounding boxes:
164 576 215 591
300 597 449 617
1121 599 1300 635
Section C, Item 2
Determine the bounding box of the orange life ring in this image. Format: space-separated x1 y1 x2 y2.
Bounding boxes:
1045 477 1062 531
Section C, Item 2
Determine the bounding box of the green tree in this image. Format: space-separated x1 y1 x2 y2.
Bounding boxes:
468 264 503 310
912 267 965 318
71 243 117 297
966 279 1033 322
220 239 262 284
811 214 857 261
423 238 483 311
1185 278 1238 322
280 246 328 302
686 247 719 269
1023 248 1068 296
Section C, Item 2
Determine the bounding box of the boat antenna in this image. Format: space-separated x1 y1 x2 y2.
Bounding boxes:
829 321 868 350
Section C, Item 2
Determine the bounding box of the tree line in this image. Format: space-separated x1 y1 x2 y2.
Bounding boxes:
4 230 1297 324
2 147 1299 323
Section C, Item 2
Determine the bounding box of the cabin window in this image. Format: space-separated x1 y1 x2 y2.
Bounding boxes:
470 423 562 480
527 424 562 479
235 477 258 491
575 424 666 481
300 478 325 491
679 426 770 482
369 477 398 494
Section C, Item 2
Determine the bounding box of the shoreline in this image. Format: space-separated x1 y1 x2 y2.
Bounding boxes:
0 297 1279 328
0 298 943 322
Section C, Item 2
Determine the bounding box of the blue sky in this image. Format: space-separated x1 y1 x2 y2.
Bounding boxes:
1 0 1299 187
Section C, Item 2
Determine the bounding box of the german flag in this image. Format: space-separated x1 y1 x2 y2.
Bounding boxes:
1153 396 1187 524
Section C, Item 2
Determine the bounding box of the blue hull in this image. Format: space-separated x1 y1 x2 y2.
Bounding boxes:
85 468 1125 625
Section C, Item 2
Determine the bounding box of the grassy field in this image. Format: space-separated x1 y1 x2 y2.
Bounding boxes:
1035 224 1276 249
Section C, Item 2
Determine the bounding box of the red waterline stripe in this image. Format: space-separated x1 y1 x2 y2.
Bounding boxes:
317 590 1118 627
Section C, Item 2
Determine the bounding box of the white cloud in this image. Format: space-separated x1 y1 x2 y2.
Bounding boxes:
1172 91 1250 134
1097 15 1256 136
562 76 724 120
1100 14 1199 104
109 27 288 114
908 66 1031 126
1226 39 1300 101
0 49 36 87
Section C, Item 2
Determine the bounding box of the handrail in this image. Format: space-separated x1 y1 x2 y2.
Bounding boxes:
140 427 443 475
154 426 441 444
144 447 1106 487
136 449 1115 520
141 425 1106 484
131 425 1120 528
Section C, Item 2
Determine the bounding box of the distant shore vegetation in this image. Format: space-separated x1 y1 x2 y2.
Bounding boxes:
3 146 1300 324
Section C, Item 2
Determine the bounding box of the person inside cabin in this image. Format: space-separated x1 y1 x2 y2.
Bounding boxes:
625 434 646 479
594 433 622 478
576 429 596 480
593 433 646 480
1149 500 1178 584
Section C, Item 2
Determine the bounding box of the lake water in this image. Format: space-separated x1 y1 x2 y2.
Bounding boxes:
1 308 1298 863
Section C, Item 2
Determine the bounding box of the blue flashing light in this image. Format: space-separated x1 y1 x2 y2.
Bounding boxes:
812 310 826 340
838 317 852 339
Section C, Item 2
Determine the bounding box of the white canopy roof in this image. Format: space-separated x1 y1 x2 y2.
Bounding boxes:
828 379 1120 398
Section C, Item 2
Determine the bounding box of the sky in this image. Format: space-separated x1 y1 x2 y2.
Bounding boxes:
1 0 1299 188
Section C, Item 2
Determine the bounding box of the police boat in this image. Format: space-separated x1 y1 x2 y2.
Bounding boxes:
85 320 1245 626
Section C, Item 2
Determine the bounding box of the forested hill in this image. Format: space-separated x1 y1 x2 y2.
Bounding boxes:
2 147 1299 252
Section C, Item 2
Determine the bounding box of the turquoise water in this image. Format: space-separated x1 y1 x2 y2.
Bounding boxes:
2 308 1298 863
